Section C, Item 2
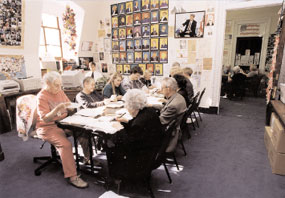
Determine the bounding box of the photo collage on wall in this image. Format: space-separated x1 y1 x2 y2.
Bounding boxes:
111 0 168 76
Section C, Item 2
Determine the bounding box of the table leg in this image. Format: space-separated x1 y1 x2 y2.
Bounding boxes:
72 131 80 171
88 133 94 173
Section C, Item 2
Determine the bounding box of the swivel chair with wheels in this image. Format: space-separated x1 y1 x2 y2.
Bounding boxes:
16 94 61 176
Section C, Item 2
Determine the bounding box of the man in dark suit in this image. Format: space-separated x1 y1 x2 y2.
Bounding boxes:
142 26 150 37
180 14 197 37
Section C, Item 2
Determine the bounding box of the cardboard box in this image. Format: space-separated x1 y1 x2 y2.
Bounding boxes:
264 126 285 175
270 113 285 153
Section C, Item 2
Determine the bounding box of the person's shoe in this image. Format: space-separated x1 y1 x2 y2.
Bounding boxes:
222 95 228 99
69 175 88 188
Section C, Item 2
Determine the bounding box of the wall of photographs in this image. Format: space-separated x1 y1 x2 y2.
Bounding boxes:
111 0 168 76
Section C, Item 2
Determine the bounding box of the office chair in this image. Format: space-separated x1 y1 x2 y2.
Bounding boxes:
16 94 61 176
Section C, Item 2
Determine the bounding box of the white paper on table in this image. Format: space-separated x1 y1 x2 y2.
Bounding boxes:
147 96 163 106
99 191 129 198
106 101 124 108
75 106 105 117
67 102 81 109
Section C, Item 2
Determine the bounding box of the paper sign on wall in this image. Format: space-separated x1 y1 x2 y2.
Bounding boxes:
203 58 212 70
188 40 196 52
188 52 196 64
98 30 106 38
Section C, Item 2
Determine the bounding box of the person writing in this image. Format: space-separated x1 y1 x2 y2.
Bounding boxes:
105 89 163 181
76 77 104 109
36 71 89 188
103 72 126 100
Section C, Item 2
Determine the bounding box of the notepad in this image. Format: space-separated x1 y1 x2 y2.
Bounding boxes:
75 106 105 117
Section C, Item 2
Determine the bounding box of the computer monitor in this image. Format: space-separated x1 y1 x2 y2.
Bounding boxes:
61 70 84 88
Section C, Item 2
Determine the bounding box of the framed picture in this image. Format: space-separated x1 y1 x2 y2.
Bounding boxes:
160 0 168 8
126 15 133 26
112 53 119 63
159 24 168 36
0 55 26 79
104 38 111 52
159 38 168 50
151 24 159 37
127 52 134 63
116 64 123 74
134 39 142 50
146 63 154 75
111 4 118 16
126 27 133 39
134 13 141 25
142 25 150 37
131 64 137 70
142 39 150 50
138 64 146 74
142 0 150 11
133 26 142 38
124 64 131 74
99 52 104 61
119 52 127 63
81 41 93 51
118 28 126 39
151 11 159 23
112 29 118 40
112 17 118 28
155 63 163 76
206 13 214 26
79 57 94 70
151 38 159 50
143 51 150 63
101 63 108 73
175 11 205 38
126 1 133 13
126 40 134 50
134 51 142 63
119 40 126 51
160 10 168 23
160 51 168 63
118 3 125 15
150 0 159 10
142 12 150 24
133 0 141 12
118 15 126 26
150 51 159 62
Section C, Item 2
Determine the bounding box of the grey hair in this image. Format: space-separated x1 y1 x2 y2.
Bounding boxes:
233 66 240 74
172 62 180 67
161 77 178 91
124 89 147 111
42 71 61 86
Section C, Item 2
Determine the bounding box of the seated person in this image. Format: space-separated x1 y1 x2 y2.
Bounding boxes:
173 74 191 107
140 69 153 88
36 71 89 188
103 72 126 100
170 64 194 101
246 64 258 78
121 66 144 91
76 77 104 109
105 89 163 180
159 77 187 152
225 66 247 99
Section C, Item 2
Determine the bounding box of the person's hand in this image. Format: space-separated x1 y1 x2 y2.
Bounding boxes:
116 95 123 100
56 102 70 112
110 95 117 102
115 117 128 123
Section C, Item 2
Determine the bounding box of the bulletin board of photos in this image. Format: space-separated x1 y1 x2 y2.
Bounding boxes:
111 0 169 76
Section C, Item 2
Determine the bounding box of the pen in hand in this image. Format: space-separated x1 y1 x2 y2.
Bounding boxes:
117 112 126 118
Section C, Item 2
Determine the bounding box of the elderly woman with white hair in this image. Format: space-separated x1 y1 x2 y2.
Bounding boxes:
36 71 89 188
105 89 163 180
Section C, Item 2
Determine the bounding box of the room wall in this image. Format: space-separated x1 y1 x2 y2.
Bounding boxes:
0 0 43 78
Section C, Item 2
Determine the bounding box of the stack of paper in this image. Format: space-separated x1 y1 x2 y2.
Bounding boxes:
147 96 163 106
76 106 105 117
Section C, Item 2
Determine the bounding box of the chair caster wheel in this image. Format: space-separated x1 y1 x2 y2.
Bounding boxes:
35 170 41 176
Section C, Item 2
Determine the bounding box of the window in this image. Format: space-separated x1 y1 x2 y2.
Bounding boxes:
39 14 63 59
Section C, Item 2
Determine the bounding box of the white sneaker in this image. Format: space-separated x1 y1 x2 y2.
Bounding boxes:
69 175 88 188
222 95 228 99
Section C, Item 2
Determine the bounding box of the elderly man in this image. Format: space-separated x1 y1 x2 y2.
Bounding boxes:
121 66 144 91
159 77 187 152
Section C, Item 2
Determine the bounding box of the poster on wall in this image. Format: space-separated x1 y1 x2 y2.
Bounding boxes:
175 11 205 38
0 55 26 80
81 41 93 51
0 0 25 48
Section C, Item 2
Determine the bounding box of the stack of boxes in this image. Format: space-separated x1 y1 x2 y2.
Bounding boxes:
264 112 285 175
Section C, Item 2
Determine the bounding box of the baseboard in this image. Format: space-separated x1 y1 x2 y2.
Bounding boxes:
199 106 218 114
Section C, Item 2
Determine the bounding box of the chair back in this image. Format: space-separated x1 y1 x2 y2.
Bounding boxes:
190 91 200 109
180 103 195 130
152 119 177 170
16 95 37 141
197 88 206 107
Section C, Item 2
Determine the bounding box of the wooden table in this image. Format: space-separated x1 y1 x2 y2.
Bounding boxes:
271 100 285 127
